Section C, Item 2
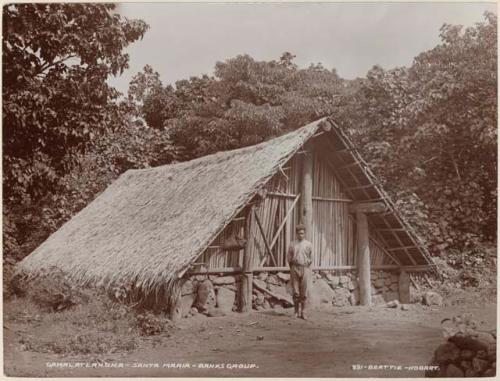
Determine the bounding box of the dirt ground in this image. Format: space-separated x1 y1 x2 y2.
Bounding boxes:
4 301 496 378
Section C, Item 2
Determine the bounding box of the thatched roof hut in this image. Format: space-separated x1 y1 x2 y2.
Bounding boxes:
18 117 435 305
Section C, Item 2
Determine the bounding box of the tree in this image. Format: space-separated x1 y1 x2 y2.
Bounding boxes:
134 53 346 160
2 4 148 264
128 65 179 129
3 4 148 204
336 12 497 258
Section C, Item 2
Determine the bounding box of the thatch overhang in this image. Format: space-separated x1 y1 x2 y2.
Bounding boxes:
17 117 436 293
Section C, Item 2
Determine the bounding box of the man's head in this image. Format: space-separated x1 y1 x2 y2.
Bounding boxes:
296 224 306 241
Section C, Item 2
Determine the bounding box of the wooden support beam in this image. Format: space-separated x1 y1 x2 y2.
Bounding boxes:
349 202 387 214
356 211 371 306
387 245 419 251
355 198 386 203
267 192 297 199
377 215 418 265
375 228 406 232
240 205 254 313
338 161 361 170
300 144 314 234
255 265 358 272
312 196 352 203
254 210 278 267
331 124 434 268
169 283 182 322
188 267 241 275
252 280 293 307
269 193 301 250
399 270 411 304
388 227 418 266
369 236 402 266
346 184 376 191
189 264 435 275
348 202 402 267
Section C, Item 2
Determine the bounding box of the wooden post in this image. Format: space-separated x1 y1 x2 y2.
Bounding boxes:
169 283 182 321
240 205 254 312
356 210 371 306
399 270 411 304
300 144 313 234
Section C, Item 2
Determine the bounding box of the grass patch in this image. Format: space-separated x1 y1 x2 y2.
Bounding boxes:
5 289 174 356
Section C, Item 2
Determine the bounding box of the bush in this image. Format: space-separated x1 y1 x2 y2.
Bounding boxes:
135 312 172 336
15 267 88 312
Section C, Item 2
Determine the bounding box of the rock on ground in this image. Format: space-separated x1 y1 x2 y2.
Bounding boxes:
309 279 335 309
216 287 236 313
181 294 196 318
423 291 443 306
386 300 399 308
194 280 215 312
181 279 195 296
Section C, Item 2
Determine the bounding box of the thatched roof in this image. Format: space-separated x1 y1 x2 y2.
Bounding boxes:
18 117 435 292
18 119 325 292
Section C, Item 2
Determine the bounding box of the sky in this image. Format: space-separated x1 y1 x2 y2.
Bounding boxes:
108 2 496 94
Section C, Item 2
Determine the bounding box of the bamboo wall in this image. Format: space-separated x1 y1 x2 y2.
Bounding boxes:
198 216 245 269
198 152 395 270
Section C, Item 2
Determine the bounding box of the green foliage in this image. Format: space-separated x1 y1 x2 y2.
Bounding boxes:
3 7 496 286
336 12 497 259
14 267 88 311
3 3 148 203
2 4 154 264
132 52 345 160
135 312 171 336
6 292 142 355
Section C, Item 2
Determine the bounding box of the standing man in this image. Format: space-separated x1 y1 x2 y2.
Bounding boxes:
287 224 313 320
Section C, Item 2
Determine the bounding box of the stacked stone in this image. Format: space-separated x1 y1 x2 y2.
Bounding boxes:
251 270 359 310
426 331 496 377
370 271 399 305
179 274 240 318
317 271 358 307
252 272 290 310
179 269 401 318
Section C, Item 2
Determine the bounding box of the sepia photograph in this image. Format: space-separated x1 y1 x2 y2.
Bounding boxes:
2 1 497 377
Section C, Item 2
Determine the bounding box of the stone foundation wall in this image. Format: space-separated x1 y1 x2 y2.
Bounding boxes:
370 270 400 305
179 274 241 318
179 269 402 318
